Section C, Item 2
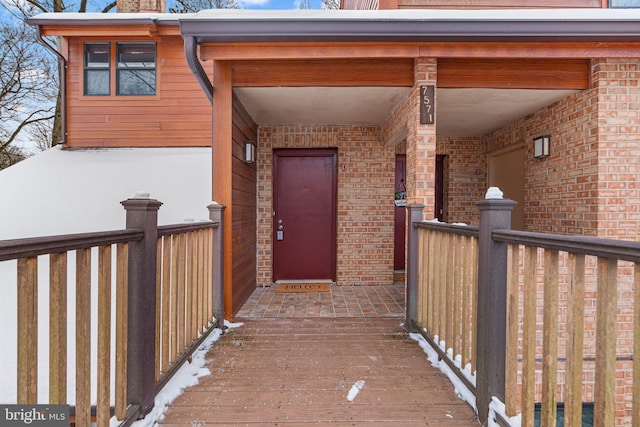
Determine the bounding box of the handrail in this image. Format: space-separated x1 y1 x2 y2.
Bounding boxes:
493 229 640 262
157 220 218 237
415 220 479 237
0 229 144 261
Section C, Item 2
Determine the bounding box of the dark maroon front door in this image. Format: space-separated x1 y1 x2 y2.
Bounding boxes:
273 149 337 282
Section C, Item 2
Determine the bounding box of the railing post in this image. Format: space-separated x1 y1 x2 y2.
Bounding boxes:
405 204 424 332
121 194 162 418
208 202 226 326
475 191 516 425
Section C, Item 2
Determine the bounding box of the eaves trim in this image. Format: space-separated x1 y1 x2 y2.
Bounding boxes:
180 18 640 43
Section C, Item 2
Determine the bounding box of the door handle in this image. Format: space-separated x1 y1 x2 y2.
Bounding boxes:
277 219 284 241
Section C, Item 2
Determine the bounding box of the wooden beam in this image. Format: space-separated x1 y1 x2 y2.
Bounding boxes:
232 59 414 87
212 60 234 320
202 41 640 61
438 58 590 89
202 43 421 60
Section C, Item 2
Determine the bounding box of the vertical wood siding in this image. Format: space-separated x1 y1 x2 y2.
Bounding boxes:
231 96 258 318
66 36 211 148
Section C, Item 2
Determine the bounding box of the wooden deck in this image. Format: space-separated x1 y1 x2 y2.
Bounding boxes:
158 318 480 426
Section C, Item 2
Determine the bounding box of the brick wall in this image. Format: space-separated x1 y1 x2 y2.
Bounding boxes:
592 58 640 241
256 125 396 287
436 136 486 225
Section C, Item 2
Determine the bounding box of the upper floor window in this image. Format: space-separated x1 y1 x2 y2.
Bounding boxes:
117 43 156 96
84 43 110 96
610 0 640 6
83 42 157 96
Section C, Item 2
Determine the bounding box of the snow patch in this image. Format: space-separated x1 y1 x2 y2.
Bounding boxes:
488 396 522 427
409 333 477 414
485 186 504 200
112 321 243 427
346 380 365 402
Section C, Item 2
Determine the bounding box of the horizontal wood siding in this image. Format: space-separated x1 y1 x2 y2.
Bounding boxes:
397 0 604 8
232 59 415 87
438 58 591 90
231 95 258 318
66 36 211 147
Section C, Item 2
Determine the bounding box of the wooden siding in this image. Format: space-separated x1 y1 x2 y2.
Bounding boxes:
66 35 211 147
231 95 258 319
438 58 591 90
232 58 415 87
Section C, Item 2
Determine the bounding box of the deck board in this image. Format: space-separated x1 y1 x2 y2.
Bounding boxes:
158 318 480 426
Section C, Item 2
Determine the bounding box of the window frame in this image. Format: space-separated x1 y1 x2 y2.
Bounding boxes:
83 42 111 96
82 41 158 98
115 42 157 97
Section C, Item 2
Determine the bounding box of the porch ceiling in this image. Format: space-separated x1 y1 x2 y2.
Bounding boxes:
233 87 579 137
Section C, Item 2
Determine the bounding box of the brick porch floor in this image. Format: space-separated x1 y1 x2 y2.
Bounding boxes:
236 283 406 319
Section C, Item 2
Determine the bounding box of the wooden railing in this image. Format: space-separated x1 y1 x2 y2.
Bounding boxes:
0 197 225 427
155 222 218 389
413 221 479 392
496 231 640 427
406 198 640 426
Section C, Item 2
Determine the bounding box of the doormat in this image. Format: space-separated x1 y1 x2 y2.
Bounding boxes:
275 282 330 293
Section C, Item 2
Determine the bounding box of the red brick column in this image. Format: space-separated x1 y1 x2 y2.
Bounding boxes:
592 58 640 242
406 58 437 219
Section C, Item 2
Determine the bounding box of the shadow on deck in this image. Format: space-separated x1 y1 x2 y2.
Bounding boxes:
158 286 480 426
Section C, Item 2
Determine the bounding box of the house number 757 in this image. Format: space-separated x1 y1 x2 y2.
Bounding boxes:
420 85 435 125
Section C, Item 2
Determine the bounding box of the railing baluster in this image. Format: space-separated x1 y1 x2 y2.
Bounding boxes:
177 233 186 351
461 236 472 370
594 257 618 426
505 243 520 418
49 252 67 404
470 237 478 374
76 248 91 427
155 237 162 381
541 249 559 427
453 234 463 361
427 229 436 333
565 253 585 427
418 229 427 326
115 242 128 420
521 246 537 427
17 256 38 404
633 262 640 427
161 235 171 374
97 245 112 427
170 234 179 363
445 232 453 351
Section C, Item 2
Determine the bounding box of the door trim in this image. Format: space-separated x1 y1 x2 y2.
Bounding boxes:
272 148 338 283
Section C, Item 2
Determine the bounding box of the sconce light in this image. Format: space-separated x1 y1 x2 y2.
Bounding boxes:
533 135 550 158
244 141 256 164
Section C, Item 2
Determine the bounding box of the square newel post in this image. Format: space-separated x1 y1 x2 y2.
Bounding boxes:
121 194 162 418
208 202 226 326
475 191 516 425
405 204 424 332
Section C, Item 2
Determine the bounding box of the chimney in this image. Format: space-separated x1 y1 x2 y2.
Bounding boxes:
117 0 165 13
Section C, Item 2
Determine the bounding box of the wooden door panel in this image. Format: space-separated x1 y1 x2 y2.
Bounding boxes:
273 149 337 282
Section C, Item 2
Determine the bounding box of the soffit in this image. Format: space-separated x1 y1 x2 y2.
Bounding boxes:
234 87 579 137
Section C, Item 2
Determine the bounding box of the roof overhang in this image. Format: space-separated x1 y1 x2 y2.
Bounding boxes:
179 9 640 43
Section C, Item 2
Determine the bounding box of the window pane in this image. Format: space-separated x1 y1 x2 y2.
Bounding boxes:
85 70 110 96
117 69 156 95
610 0 640 6
117 43 156 68
85 43 110 68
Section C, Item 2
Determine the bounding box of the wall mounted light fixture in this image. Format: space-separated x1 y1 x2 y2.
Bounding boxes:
533 135 550 158
244 141 256 164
